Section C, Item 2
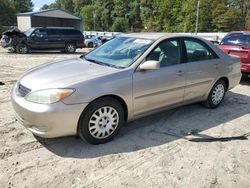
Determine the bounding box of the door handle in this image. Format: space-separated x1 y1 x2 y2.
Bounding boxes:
215 63 219 69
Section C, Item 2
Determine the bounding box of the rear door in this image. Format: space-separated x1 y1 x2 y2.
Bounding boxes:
182 38 220 102
47 29 64 49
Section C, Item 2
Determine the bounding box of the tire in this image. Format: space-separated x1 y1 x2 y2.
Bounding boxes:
88 42 94 48
242 73 249 79
65 43 76 53
203 79 226 108
16 43 29 54
78 97 125 144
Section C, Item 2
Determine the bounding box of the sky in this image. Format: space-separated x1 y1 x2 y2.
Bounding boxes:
32 0 55 11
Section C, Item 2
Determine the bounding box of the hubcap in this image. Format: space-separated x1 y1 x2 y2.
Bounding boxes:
67 44 75 52
19 45 28 54
212 84 225 105
88 106 119 139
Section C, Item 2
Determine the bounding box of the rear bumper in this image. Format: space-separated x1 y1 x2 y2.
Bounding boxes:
241 62 250 74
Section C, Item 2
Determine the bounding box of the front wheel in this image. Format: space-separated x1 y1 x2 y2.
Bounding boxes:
203 80 226 108
16 43 29 54
88 42 94 48
78 97 124 144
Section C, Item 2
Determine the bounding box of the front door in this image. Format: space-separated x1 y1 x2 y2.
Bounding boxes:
133 39 186 116
28 29 49 49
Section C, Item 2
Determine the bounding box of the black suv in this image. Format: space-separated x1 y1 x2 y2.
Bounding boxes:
0 27 85 53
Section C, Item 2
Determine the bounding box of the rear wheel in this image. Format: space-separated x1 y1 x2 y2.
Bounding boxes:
203 79 226 108
65 43 76 53
16 43 28 54
78 97 124 144
88 42 94 48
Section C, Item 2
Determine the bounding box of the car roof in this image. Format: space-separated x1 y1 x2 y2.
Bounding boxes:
124 32 199 40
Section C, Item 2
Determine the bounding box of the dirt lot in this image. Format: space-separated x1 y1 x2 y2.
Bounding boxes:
0 47 250 188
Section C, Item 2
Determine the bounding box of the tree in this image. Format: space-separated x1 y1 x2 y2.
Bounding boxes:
73 0 91 15
80 5 94 30
39 0 250 32
0 0 16 27
40 3 60 10
111 17 128 32
13 0 33 13
58 0 74 13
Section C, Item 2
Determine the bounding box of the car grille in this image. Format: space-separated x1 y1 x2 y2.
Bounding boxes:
18 83 31 97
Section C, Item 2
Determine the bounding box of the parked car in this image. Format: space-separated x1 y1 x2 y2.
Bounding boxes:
84 35 102 48
99 35 114 44
219 31 250 76
11 33 241 144
0 27 85 54
209 40 220 45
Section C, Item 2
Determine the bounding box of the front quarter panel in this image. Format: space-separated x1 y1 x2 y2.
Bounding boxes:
62 69 134 119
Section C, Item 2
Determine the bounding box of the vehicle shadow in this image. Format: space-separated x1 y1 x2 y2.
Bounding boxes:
37 91 250 159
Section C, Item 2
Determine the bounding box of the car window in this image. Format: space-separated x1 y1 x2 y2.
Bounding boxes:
71 30 82 35
220 33 245 46
47 29 61 36
184 39 217 62
146 39 181 67
246 35 250 46
34 29 47 38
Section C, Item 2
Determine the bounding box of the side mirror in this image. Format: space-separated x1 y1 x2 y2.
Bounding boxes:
31 33 36 38
139 60 160 71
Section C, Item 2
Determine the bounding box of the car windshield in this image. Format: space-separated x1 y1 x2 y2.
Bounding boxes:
25 28 35 36
83 37 154 68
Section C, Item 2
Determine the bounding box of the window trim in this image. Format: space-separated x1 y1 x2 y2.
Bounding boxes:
181 37 219 63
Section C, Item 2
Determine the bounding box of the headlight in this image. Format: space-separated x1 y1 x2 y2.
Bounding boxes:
25 89 75 104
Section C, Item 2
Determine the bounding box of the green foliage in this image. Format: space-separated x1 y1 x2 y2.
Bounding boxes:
0 0 17 26
80 5 94 31
111 17 128 32
13 0 33 13
4 0 250 32
40 3 60 10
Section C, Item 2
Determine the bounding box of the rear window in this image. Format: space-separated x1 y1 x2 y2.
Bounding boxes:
221 33 250 46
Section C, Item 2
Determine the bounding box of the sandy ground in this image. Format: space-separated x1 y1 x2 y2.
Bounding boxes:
0 47 250 188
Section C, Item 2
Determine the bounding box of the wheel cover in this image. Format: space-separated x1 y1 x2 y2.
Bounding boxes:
19 45 28 54
88 106 119 139
211 84 225 105
67 44 75 52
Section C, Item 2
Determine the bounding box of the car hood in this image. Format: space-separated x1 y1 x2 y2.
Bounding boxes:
19 58 120 90
2 29 26 38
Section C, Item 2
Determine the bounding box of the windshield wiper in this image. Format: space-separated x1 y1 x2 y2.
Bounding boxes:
105 64 123 69
84 57 122 69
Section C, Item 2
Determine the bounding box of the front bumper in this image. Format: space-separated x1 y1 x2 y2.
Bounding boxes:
0 36 12 48
11 84 88 138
